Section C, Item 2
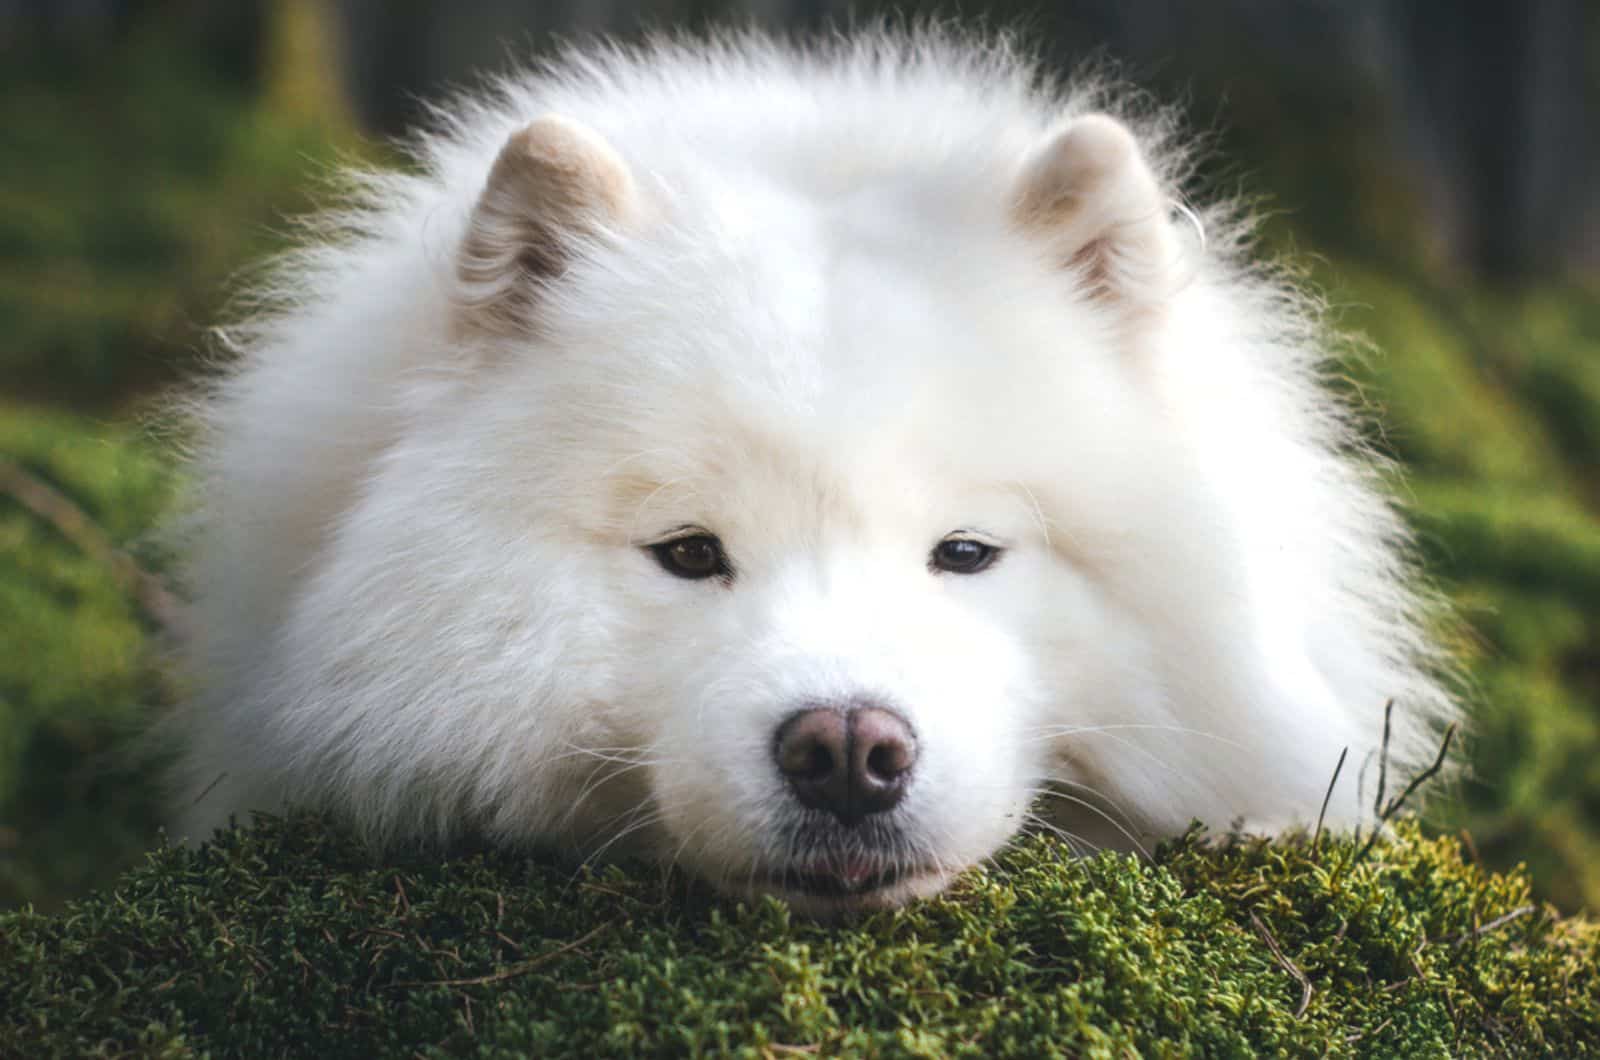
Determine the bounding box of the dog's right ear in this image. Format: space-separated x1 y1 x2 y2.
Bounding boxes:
1010 114 1181 323
456 114 636 331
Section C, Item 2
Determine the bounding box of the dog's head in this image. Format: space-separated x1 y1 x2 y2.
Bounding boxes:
443 111 1216 912
280 108 1341 915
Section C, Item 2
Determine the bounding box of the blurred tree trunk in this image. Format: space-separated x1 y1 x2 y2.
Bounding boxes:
1393 0 1594 279
324 0 1597 281
0 0 266 84
333 0 433 135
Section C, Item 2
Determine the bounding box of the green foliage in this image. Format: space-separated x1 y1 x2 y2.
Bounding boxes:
1 815 1593 1057
0 0 355 902
0 4 356 406
1313 265 1600 912
0 403 175 908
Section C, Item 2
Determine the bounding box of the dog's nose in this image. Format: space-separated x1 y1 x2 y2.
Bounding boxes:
773 705 916 824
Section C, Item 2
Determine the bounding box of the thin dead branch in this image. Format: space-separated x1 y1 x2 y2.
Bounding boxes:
1373 699 1395 819
0 456 180 631
1452 905 1537 947
1249 909 1313 1018
385 922 611 989
1343 722 1458 874
1313 745 1348 849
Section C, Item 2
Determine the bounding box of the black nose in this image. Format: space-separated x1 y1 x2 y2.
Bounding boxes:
773 705 917 825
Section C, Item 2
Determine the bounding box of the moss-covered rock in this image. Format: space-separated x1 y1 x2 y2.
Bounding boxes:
2 815 1594 1057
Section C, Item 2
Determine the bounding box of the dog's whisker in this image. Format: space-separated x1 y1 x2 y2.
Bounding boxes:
1032 788 1152 859
1021 809 1096 858
554 755 658 836
573 803 671 878
1022 723 1242 749
548 743 677 768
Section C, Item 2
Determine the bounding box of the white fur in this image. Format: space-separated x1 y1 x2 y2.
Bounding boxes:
171 30 1458 912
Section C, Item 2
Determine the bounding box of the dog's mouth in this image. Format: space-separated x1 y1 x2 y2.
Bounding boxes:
764 857 910 898
750 855 950 913
728 817 961 911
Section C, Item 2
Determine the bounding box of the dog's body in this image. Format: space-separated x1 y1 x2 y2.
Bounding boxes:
173 32 1457 912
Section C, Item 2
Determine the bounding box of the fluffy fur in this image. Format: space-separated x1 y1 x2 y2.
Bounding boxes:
171 30 1458 913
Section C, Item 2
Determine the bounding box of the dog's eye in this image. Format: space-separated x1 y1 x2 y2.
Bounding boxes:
649 534 731 580
930 537 1000 574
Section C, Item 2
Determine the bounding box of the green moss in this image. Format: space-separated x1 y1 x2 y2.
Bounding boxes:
1 816 1593 1057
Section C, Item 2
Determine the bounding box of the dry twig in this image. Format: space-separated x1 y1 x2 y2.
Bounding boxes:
0 456 180 631
1249 909 1313 1018
1343 722 1458 874
1452 905 1537 947
1313 745 1349 849
1373 699 1395 819
386 922 611 989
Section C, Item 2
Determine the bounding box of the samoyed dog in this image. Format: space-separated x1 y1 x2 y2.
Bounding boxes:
172 31 1457 913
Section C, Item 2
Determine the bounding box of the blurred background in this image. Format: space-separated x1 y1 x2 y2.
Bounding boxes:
2 0 1597 913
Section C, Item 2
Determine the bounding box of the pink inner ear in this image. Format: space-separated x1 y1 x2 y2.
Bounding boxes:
1012 114 1180 310
1064 234 1112 296
455 115 636 331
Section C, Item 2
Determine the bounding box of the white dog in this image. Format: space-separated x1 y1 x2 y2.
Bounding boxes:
172 31 1458 913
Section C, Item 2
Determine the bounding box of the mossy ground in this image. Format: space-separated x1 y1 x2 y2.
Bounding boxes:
2 815 1594 1058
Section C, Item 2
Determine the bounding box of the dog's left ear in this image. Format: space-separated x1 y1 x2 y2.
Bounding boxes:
1011 114 1181 316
